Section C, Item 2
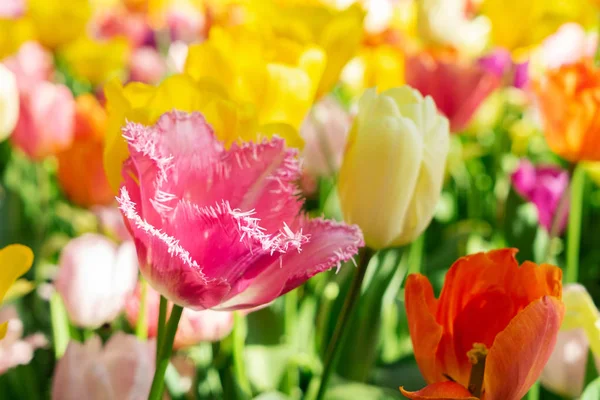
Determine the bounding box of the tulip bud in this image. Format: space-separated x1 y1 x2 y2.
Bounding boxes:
56 234 138 328
0 65 19 142
338 86 450 249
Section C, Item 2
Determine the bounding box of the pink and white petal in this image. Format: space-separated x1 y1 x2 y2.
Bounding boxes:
118 188 230 310
215 218 363 310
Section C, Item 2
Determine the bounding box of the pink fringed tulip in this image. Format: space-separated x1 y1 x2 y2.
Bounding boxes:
406 52 501 132
126 284 234 348
300 96 352 177
511 160 570 234
56 234 138 328
117 111 363 310
0 306 47 375
11 81 75 159
52 333 155 400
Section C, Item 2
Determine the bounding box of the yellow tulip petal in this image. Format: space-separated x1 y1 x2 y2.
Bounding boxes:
0 245 34 303
260 123 304 149
0 322 7 340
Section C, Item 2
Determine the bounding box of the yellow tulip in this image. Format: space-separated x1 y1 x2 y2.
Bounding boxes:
338 86 450 249
0 245 34 339
60 36 130 86
28 0 91 49
0 18 36 59
244 0 365 97
481 0 596 53
103 74 303 191
185 26 325 129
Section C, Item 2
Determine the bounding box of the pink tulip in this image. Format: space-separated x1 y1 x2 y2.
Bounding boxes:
11 81 75 159
166 3 207 43
0 306 47 375
406 52 501 132
300 96 352 177
94 9 154 48
118 111 363 310
3 42 53 95
126 283 234 348
0 0 24 18
511 159 570 234
129 46 167 84
52 333 155 400
56 234 139 328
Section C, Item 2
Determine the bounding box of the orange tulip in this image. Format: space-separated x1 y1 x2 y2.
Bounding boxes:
534 59 600 162
400 249 564 400
57 94 114 207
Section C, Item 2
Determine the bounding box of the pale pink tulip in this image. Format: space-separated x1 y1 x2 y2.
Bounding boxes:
540 23 596 70
52 333 155 400
3 42 53 95
11 81 75 159
126 283 234 349
0 306 47 375
56 234 138 328
166 3 207 43
300 96 352 177
118 111 363 310
0 0 24 18
129 47 167 84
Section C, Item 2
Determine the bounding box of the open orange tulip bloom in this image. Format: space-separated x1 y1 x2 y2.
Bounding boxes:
401 249 564 400
535 59 600 162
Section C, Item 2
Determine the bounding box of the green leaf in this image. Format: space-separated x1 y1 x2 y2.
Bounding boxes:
245 345 292 392
324 383 403 400
253 392 290 400
582 377 600 400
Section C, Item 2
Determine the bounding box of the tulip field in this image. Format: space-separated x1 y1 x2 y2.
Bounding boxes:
2 0 600 399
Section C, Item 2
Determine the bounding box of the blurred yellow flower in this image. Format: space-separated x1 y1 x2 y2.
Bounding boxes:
562 284 600 358
0 245 34 339
60 36 130 86
103 74 303 191
341 44 404 99
185 25 325 129
481 0 596 53
244 0 365 97
0 18 35 59
28 0 91 49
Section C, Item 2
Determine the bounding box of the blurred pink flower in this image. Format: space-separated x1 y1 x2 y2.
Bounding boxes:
56 234 138 328
94 9 154 48
129 46 167 84
406 52 501 132
478 48 529 89
92 205 132 242
541 23 596 70
3 42 53 95
117 111 363 310
10 81 75 159
167 41 188 73
0 0 24 19
167 3 207 43
0 306 47 375
511 159 570 234
126 283 234 349
52 333 155 400
300 96 352 177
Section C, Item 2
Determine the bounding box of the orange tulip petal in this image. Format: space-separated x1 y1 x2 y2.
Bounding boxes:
400 382 478 400
405 274 443 383
484 296 565 400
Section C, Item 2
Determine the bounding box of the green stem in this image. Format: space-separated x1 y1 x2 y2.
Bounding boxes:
315 247 375 400
136 279 148 340
526 381 540 400
156 295 168 363
148 304 183 400
566 164 585 284
283 289 299 397
50 292 70 358
232 312 252 398
407 233 425 276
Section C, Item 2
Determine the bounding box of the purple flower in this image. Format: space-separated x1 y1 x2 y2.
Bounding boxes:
478 48 530 89
511 160 570 233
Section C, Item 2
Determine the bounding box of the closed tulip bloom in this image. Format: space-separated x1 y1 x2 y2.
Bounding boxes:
3 41 53 95
56 234 138 328
28 0 91 49
0 245 33 339
401 249 564 400
117 111 363 310
541 284 600 397
129 46 167 84
57 94 114 207
125 284 234 349
337 86 450 249
534 59 600 162
0 65 19 142
406 52 502 132
52 333 155 400
11 81 75 159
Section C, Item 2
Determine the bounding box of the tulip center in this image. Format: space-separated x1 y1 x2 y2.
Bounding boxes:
467 343 488 398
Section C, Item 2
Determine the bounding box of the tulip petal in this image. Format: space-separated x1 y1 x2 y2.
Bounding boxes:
404 274 443 383
400 382 478 399
484 296 565 400
0 245 34 304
